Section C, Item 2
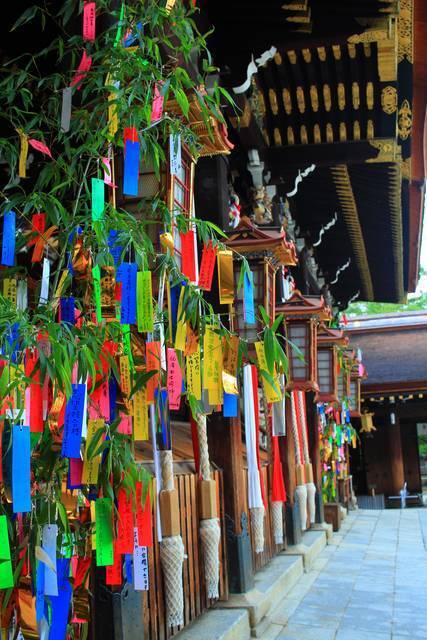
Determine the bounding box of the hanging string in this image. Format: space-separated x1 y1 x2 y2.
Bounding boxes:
290 391 302 467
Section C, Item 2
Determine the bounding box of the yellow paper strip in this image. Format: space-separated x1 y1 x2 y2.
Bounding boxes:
133 388 149 441
17 129 28 179
203 325 222 391
119 355 132 409
217 250 234 305
174 287 187 351
186 346 201 400
255 341 281 403
3 278 17 306
82 419 104 485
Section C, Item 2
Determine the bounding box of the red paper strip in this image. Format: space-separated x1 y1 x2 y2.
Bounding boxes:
166 348 182 411
70 50 92 89
124 127 138 146
180 230 196 282
83 1 96 42
74 557 91 589
25 349 43 433
136 483 153 547
117 412 132 435
28 213 46 247
106 540 123 586
116 489 134 554
146 341 161 403
28 139 53 159
151 83 164 123
271 435 286 502
198 241 217 291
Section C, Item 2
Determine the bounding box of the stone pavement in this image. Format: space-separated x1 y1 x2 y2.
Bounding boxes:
264 508 427 640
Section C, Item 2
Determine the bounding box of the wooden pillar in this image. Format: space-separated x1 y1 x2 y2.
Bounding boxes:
207 414 254 593
388 414 405 496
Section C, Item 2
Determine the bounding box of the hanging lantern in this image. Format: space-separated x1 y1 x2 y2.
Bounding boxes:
316 324 348 404
277 290 325 393
225 217 297 342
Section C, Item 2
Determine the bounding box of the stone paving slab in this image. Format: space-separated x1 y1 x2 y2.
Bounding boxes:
265 508 427 639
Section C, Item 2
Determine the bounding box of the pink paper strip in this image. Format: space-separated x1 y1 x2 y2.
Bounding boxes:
83 2 96 42
70 50 92 89
167 348 182 411
151 83 164 123
117 412 132 435
28 139 53 159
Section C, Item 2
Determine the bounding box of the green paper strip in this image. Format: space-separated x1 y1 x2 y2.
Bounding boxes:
0 515 14 588
92 265 102 323
137 271 154 333
91 178 105 222
95 498 114 567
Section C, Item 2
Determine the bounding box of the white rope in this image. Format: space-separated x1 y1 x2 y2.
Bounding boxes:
290 391 302 466
250 506 265 554
200 518 221 598
271 501 284 544
295 484 308 532
196 413 211 481
160 535 185 627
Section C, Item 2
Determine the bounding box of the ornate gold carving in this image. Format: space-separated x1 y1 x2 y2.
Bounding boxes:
287 126 295 145
326 123 334 142
367 138 398 162
287 50 297 64
310 85 319 112
323 84 332 112
269 89 279 115
337 83 345 111
398 0 413 63
367 120 375 139
300 125 308 144
302 48 312 63
353 121 361 140
274 128 282 146
330 165 374 301
377 37 397 82
352 82 360 109
347 44 357 59
274 52 283 65
348 29 388 44
339 122 347 141
296 86 306 113
282 1 307 9
313 124 321 143
263 128 270 145
282 88 292 115
366 82 374 110
363 43 372 58
332 45 341 60
381 85 397 114
317 47 327 62
398 99 412 140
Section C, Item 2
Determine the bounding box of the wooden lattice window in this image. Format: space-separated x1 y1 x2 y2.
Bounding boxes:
317 347 333 395
288 322 310 381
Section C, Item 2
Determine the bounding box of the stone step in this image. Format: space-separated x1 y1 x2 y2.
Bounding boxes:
174 607 250 640
218 554 304 635
282 529 327 571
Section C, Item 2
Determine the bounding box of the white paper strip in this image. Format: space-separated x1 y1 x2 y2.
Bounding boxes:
133 528 149 591
42 524 58 596
39 258 50 305
243 365 263 509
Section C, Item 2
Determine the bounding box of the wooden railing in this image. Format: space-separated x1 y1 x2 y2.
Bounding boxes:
244 464 286 572
145 468 228 639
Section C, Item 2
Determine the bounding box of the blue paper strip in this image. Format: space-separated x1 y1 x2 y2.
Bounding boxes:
42 524 58 596
223 392 238 418
61 384 86 459
108 230 122 266
108 377 117 423
60 297 75 325
2 211 16 267
125 554 133 584
5 322 20 363
243 271 256 325
12 425 31 513
35 560 45 622
120 262 137 325
49 558 72 640
123 140 140 196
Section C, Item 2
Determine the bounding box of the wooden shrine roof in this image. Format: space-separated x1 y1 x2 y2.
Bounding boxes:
346 312 427 394
201 0 424 308
225 217 298 265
